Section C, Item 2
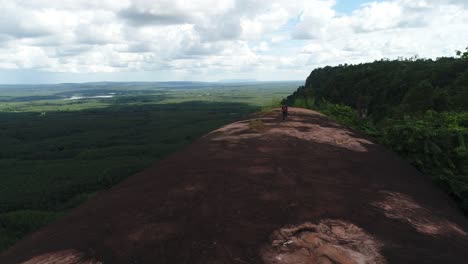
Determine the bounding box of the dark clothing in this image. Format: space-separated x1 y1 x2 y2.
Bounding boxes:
281 105 288 121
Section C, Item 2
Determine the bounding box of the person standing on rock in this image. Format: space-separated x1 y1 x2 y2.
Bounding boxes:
281 104 288 121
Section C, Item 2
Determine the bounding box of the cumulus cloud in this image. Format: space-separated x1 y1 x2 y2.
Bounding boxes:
0 0 467 81
119 6 192 26
0 2 58 38
293 0 468 67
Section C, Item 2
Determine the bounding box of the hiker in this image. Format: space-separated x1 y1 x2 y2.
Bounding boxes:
281 104 288 121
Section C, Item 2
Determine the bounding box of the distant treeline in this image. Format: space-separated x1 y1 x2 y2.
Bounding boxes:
284 48 468 214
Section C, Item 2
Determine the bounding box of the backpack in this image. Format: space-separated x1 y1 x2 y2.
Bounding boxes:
282 106 288 112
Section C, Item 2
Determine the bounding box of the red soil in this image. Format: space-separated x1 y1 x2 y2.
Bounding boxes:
1 108 467 263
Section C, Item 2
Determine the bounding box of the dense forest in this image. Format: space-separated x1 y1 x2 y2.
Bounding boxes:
0 83 298 251
284 48 468 214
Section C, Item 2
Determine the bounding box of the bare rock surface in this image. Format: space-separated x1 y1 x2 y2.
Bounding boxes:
1 108 467 264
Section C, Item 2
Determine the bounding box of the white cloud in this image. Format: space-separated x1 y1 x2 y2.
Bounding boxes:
293 0 337 39
252 42 270 52
293 0 468 67
0 0 467 82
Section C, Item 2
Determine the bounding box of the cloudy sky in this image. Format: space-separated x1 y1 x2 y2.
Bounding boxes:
0 0 467 84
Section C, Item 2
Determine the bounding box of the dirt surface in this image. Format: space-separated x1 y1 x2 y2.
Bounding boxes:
1 108 468 264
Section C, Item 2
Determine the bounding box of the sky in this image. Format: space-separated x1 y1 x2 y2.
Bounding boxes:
0 0 467 84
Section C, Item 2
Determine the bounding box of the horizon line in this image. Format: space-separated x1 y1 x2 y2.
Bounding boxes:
0 80 304 86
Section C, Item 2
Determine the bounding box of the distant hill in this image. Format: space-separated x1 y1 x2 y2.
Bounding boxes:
219 79 257 83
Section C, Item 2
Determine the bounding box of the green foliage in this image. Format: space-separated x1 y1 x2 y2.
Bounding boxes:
291 98 378 137
0 210 61 250
284 53 468 117
0 101 257 251
261 97 283 112
382 112 468 177
317 102 378 136
0 82 299 251
284 51 468 215
318 102 360 125
456 47 468 59
248 119 265 131
292 96 315 109
401 81 435 113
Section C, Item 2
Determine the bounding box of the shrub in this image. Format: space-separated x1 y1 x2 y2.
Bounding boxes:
248 119 266 131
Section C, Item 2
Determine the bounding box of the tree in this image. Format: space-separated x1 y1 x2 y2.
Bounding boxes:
356 95 371 118
433 88 449 112
456 47 468 59
402 80 435 114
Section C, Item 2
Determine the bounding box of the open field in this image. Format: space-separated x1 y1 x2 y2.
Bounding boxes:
0 81 300 251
